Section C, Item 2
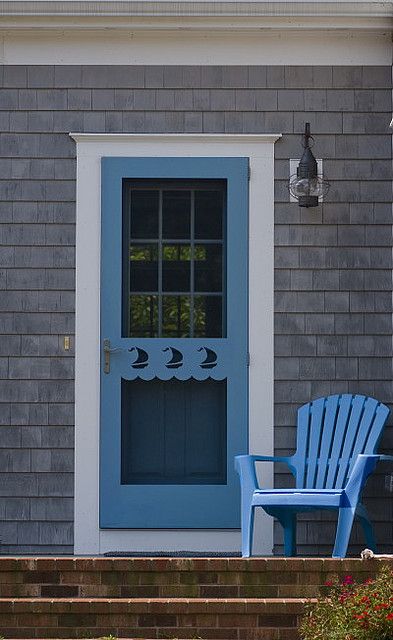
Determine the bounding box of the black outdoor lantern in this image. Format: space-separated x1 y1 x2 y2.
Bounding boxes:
289 122 329 208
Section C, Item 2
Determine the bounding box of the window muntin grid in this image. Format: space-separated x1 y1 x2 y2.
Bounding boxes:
122 179 226 338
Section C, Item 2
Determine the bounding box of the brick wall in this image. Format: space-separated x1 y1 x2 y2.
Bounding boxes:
0 65 391 553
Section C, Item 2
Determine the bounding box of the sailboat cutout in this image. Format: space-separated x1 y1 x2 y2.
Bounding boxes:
163 347 183 369
198 347 217 369
128 347 149 369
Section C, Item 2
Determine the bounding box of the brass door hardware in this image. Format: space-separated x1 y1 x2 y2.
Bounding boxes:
103 339 122 374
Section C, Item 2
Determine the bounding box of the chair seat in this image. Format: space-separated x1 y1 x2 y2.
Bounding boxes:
252 488 343 508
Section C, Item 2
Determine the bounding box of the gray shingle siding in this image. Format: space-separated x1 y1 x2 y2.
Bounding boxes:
0 65 391 554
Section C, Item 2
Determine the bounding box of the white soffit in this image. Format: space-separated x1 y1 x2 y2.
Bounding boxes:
0 1 391 64
1 29 391 65
0 1 392 28
0 1 392 17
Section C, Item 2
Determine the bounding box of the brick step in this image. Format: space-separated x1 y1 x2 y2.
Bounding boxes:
0 557 387 599
0 597 306 639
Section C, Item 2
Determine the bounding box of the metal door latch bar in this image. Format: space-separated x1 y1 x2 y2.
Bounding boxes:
103 339 123 374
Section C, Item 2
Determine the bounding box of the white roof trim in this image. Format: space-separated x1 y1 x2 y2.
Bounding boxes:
0 1 391 31
0 1 392 17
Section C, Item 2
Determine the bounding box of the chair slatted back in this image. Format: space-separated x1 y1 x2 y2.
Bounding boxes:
293 394 390 489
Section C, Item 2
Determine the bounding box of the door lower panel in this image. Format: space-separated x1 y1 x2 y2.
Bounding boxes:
121 378 227 485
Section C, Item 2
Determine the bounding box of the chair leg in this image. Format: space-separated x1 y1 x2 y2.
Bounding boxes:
285 515 297 557
241 505 255 557
277 514 297 557
356 504 377 552
332 508 356 558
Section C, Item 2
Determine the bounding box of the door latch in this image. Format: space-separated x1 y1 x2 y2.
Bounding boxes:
103 339 122 374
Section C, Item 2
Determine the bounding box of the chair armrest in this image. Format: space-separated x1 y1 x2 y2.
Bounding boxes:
376 454 393 464
237 455 292 464
234 454 296 493
344 454 380 507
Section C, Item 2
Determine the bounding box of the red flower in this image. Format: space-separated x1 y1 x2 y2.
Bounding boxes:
342 575 354 585
325 580 333 587
386 613 393 620
375 603 389 610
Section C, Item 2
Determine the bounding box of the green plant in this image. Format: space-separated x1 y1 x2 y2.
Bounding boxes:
300 564 393 640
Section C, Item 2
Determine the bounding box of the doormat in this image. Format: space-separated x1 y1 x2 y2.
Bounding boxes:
104 551 242 557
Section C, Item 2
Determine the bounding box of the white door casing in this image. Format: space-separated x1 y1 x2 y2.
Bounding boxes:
71 133 280 555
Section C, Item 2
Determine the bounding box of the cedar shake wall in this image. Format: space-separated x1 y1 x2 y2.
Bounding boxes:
0 65 391 554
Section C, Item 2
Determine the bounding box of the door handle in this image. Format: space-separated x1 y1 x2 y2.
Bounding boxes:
103 339 122 374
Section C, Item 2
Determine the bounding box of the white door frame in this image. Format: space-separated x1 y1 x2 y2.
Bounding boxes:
71 133 281 555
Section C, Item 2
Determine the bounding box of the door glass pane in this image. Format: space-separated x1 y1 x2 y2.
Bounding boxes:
194 295 223 337
194 244 222 292
162 295 190 337
130 190 159 239
130 244 158 292
162 244 191 292
130 295 158 337
162 190 191 239
195 190 223 240
123 180 226 337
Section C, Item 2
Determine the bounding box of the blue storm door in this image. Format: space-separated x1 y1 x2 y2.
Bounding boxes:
100 157 248 528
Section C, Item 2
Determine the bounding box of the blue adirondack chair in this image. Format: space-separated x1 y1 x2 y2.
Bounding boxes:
235 394 392 558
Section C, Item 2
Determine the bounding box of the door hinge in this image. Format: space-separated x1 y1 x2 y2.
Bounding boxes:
247 352 251 367
248 165 251 181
